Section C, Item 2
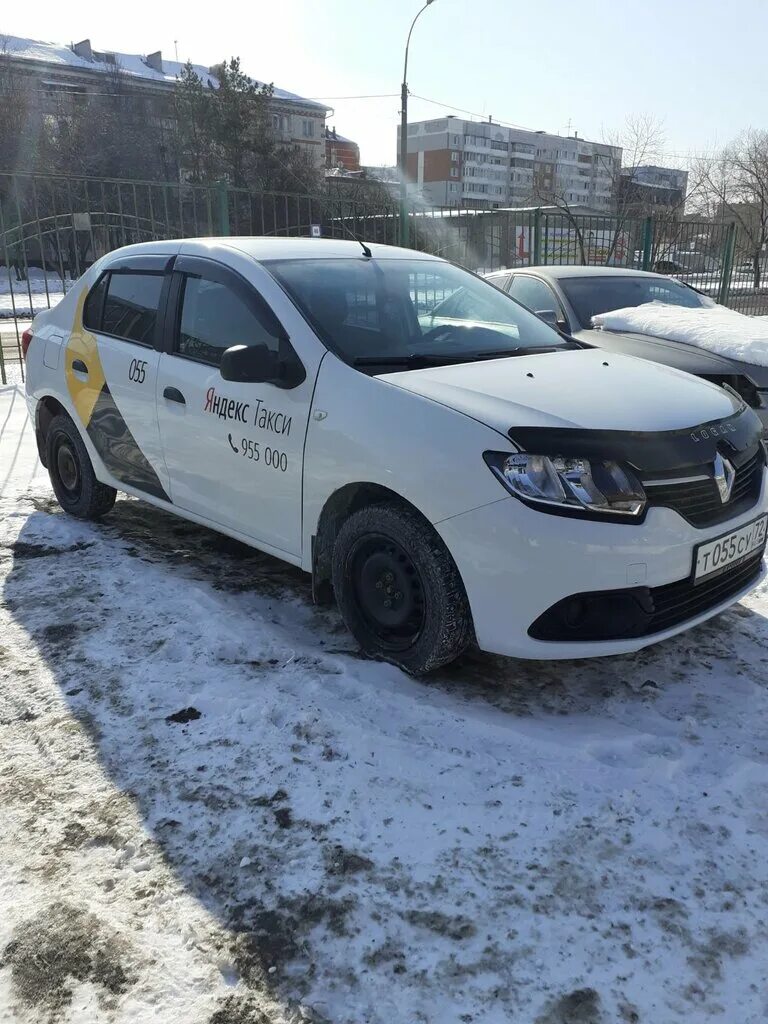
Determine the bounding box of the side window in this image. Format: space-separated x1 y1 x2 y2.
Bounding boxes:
486 273 512 292
509 276 561 315
83 273 108 331
176 275 282 367
102 272 164 345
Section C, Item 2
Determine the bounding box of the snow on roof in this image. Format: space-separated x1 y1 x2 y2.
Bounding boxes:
2 35 329 112
325 128 356 144
593 302 768 367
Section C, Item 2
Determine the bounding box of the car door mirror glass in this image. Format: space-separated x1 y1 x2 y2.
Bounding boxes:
220 343 305 389
535 309 560 329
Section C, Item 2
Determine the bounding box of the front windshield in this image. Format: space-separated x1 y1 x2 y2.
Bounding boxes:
267 258 570 368
561 275 713 329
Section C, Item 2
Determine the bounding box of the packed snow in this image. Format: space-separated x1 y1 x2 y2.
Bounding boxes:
3 35 327 110
593 301 768 366
2 384 768 1023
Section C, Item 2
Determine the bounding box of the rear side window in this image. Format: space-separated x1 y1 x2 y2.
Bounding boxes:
83 274 108 331
101 272 164 345
176 276 282 366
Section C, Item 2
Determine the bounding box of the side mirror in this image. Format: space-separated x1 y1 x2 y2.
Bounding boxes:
220 343 305 389
535 309 567 332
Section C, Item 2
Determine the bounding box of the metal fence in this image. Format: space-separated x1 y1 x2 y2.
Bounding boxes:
0 170 400 382
2 169 766 384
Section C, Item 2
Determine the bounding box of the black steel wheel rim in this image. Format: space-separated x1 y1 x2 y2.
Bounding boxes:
349 534 425 650
54 434 81 499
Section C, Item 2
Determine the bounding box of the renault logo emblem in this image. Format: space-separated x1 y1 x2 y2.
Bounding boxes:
713 453 736 503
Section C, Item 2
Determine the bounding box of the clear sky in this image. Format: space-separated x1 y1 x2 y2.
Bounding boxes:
3 0 764 168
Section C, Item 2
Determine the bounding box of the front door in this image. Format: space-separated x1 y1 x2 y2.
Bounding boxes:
155 255 315 558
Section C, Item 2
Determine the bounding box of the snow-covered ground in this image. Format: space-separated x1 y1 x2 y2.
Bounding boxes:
2 384 768 1024
593 302 768 365
0 268 71 318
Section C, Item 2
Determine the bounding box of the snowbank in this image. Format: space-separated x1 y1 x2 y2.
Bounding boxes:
0 268 70 318
593 301 768 366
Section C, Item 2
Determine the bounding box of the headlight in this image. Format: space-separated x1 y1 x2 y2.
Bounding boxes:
484 451 646 518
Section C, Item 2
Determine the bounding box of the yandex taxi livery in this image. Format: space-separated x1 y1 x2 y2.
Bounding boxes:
24 238 768 673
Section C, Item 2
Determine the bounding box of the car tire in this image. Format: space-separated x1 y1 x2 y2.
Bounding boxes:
46 413 117 519
332 503 473 674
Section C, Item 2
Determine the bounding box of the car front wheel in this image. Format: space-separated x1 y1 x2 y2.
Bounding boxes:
332 503 473 674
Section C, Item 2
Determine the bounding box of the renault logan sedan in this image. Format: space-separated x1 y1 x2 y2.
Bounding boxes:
23 239 768 672
485 265 768 434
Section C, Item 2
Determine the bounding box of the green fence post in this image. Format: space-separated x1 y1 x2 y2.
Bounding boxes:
717 222 737 305
641 216 653 271
216 180 230 236
531 208 541 266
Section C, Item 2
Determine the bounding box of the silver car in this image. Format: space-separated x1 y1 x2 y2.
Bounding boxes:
485 265 768 435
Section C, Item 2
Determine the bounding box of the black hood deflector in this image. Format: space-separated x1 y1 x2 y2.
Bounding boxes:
509 405 763 473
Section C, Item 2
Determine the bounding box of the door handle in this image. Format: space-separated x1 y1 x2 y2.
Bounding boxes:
163 386 186 405
72 359 88 374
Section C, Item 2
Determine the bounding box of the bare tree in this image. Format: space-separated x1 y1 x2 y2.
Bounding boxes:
696 131 768 289
599 114 668 265
0 35 35 173
529 115 666 265
0 36 36 280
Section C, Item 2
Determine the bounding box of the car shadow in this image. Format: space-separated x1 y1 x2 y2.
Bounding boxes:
4 493 768 1022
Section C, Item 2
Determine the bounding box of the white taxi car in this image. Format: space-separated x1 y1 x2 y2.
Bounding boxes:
23 239 768 673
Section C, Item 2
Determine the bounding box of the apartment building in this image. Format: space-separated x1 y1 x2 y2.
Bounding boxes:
1 35 329 169
618 165 689 211
400 117 622 212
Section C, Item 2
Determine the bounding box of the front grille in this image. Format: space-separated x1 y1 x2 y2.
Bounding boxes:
643 448 764 528
529 550 765 642
648 551 764 633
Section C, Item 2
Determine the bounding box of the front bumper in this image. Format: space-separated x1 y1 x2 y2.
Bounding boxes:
435 471 768 660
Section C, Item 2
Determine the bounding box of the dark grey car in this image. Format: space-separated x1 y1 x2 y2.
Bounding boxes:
485 265 768 435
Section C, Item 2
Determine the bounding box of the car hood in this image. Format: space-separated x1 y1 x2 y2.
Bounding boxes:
378 348 740 436
574 327 768 388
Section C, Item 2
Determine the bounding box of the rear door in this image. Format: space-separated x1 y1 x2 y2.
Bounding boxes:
74 254 173 501
155 253 318 558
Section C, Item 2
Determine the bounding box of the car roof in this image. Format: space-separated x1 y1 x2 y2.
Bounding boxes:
505 265 670 281
101 237 443 263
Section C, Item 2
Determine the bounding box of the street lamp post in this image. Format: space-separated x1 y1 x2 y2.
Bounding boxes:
399 0 436 248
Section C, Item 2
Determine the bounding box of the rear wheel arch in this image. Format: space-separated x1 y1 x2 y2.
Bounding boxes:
45 411 116 519
35 395 70 467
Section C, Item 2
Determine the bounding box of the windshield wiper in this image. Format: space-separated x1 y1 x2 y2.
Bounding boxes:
353 345 571 369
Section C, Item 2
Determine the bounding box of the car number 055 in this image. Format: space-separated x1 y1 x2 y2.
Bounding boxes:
128 358 146 384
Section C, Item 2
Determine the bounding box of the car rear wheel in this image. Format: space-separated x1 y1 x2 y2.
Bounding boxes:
332 503 473 674
46 413 117 519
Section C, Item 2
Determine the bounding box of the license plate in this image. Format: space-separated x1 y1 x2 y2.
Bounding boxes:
694 514 768 583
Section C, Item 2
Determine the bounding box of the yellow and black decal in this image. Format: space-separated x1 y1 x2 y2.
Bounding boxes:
65 288 171 503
